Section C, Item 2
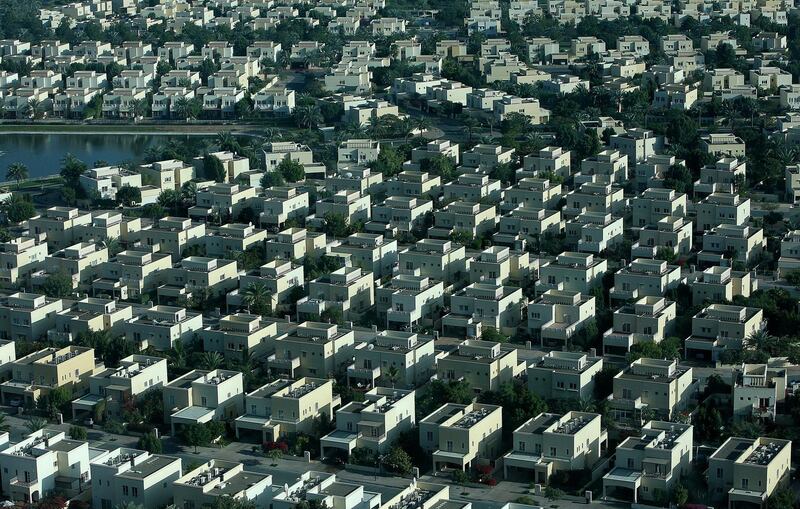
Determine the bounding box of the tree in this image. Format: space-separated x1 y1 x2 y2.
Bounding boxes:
422 154 456 180
370 147 404 178
202 154 227 182
200 351 224 370
69 425 88 440
481 328 508 343
277 158 306 182
138 432 163 454
672 482 688 507
26 416 48 433
116 185 141 206
293 104 323 129
322 212 350 237
0 414 9 432
384 365 400 388
260 171 285 188
267 448 282 466
60 154 88 188
114 502 144 509
384 446 413 475
41 271 74 298
6 162 28 189
664 163 694 194
181 423 212 453
3 196 36 223
767 488 795 509
242 282 273 315
212 497 257 509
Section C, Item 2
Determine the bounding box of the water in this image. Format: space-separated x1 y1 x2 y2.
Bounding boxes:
0 132 207 179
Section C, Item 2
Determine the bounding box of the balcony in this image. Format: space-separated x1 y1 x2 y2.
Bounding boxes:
541 320 577 341
535 280 564 294
267 354 300 376
347 364 380 383
610 286 638 301
10 477 39 489
387 308 414 323
577 239 604 253
631 242 658 258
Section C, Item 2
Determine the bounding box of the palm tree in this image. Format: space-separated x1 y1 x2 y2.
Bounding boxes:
293 104 323 130
263 128 283 142
242 282 272 315
217 131 239 154
26 98 42 120
200 351 224 370
114 502 145 509
26 416 48 433
235 351 259 390
181 181 198 207
745 330 777 353
6 162 28 189
412 116 431 136
461 115 480 145
384 365 400 388
173 96 190 120
131 98 148 121
102 236 122 256
168 341 187 371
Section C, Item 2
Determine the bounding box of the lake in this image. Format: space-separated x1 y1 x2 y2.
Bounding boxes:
0 132 210 179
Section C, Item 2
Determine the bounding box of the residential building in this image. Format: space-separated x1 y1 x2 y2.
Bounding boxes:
29 207 92 250
631 188 688 227
0 293 63 342
321 387 415 459
173 460 273 509
537 252 608 295
202 314 279 361
73 355 167 419
347 331 435 389
163 369 244 435
375 274 444 333
0 237 47 285
398 239 467 284
0 346 95 407
227 260 304 314
708 437 791 508
436 340 522 391
698 224 765 267
685 304 765 362
610 258 682 301
733 362 786 421
93 249 172 300
433 201 497 238
267 322 355 378
528 290 596 346
205 223 266 259
602 297 676 356
235 378 336 442
695 193 751 232
692 266 755 305
442 284 525 337
608 358 694 424
603 422 693 503
420 402 503 471
90 449 182 509
125 305 203 351
0 429 92 503
700 133 747 158
503 412 606 483
566 212 624 254
298 267 374 322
